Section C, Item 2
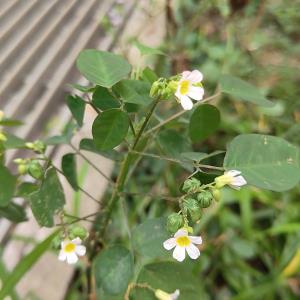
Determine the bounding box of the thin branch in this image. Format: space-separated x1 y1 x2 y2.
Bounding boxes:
144 92 221 136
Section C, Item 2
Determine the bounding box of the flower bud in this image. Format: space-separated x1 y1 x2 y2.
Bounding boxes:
26 140 46 153
184 198 202 222
155 289 180 300
182 177 201 193
150 81 160 98
69 225 88 240
211 188 221 202
28 161 43 179
167 213 183 233
18 164 28 175
197 191 213 208
0 132 7 142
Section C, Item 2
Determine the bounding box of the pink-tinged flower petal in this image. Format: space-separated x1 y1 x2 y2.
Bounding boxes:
163 238 177 250
190 236 202 244
180 95 193 110
231 175 247 187
72 237 82 245
174 228 189 238
186 244 200 260
187 86 204 101
226 170 241 177
181 71 191 79
171 289 180 300
173 245 186 262
58 250 67 261
186 70 203 83
75 245 86 256
66 252 78 264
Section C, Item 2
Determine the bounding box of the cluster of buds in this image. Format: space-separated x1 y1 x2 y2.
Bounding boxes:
14 158 44 179
150 77 179 100
25 140 46 154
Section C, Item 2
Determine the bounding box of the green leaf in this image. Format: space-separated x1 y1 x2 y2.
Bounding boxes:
92 109 129 150
66 95 85 127
3 134 26 149
189 104 220 142
16 182 38 198
29 168 65 227
132 40 166 56
44 121 77 145
69 83 95 93
224 134 300 191
220 75 274 107
114 80 152 106
0 119 23 127
0 164 17 207
132 262 203 300
92 86 120 110
62 153 78 190
0 202 27 223
0 231 59 300
132 217 169 259
94 246 133 295
181 150 225 162
76 49 131 87
158 129 192 159
141 67 158 84
79 138 122 161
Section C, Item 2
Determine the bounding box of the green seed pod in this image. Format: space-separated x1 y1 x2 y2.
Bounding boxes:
184 198 201 222
18 164 28 175
211 188 221 202
167 213 183 233
69 225 88 240
28 161 43 179
197 190 213 208
182 177 201 193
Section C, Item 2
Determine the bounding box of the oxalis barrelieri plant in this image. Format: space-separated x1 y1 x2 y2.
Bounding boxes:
1 47 300 299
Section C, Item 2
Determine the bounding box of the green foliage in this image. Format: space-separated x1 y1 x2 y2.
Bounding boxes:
62 153 78 190
133 262 203 299
76 49 131 87
0 202 27 223
0 231 58 299
66 95 85 127
92 86 120 110
133 40 166 56
114 79 152 106
224 134 300 191
94 246 133 295
220 75 274 107
189 104 221 142
132 218 169 259
0 164 16 207
29 168 65 227
92 109 129 150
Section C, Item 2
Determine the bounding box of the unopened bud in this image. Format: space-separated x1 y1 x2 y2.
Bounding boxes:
182 177 201 193
197 191 213 208
167 213 183 233
28 161 43 179
211 188 221 202
69 225 88 240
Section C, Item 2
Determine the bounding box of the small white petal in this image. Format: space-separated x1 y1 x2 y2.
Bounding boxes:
180 95 193 110
171 289 180 300
186 244 200 260
231 175 247 187
75 245 86 256
187 86 204 101
175 89 182 99
163 238 177 250
58 250 67 261
174 228 189 238
186 70 203 83
66 252 78 264
173 246 186 262
181 71 191 79
72 237 82 245
190 236 202 244
226 170 241 177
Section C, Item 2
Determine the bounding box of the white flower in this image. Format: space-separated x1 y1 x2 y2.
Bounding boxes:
58 237 86 264
155 289 180 300
175 70 204 110
163 228 202 262
215 170 247 190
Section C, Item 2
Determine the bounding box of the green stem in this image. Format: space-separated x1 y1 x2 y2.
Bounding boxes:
97 98 160 237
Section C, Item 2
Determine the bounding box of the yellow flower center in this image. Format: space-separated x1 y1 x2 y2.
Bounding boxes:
179 80 189 95
176 236 191 247
64 242 76 253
